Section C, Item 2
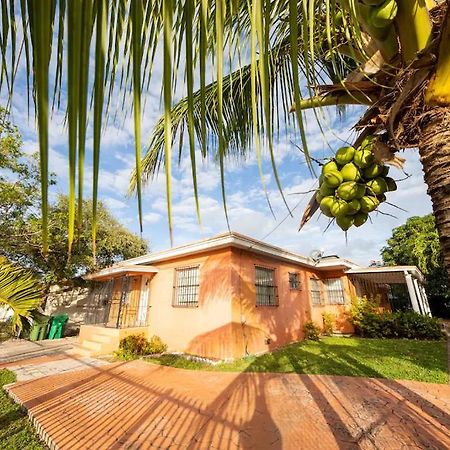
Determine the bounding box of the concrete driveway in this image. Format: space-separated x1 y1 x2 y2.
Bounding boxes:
5 360 450 450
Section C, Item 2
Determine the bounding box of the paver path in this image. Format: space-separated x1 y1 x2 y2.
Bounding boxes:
5 360 450 450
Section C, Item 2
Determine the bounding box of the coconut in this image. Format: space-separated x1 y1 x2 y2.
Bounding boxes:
347 199 361 215
336 181 359 201
385 177 397 191
319 183 336 197
360 196 380 213
353 148 374 168
323 170 343 188
360 134 374 151
336 215 354 231
381 165 390 177
370 0 398 29
340 162 360 182
335 146 355 166
355 183 366 199
316 191 324 203
322 161 339 174
366 177 388 195
320 196 335 218
353 212 369 227
363 163 383 179
330 198 349 218
377 193 387 203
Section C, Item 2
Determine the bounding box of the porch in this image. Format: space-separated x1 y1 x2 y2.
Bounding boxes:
347 266 432 316
75 265 157 356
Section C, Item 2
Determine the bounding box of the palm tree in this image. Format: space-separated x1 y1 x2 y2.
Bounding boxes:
0 258 42 332
1 1 449 276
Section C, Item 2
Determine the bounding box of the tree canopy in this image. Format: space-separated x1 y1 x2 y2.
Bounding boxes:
0 108 148 285
382 214 450 316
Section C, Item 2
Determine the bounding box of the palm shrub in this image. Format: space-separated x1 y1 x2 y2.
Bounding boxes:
0 258 42 333
1 1 449 278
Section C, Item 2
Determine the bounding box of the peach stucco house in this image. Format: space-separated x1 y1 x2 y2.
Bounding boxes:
76 232 431 359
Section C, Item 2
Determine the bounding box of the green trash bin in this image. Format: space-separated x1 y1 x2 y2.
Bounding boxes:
29 313 51 341
47 314 68 339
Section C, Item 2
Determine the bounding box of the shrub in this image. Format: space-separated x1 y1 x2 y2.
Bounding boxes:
349 297 443 340
322 312 334 336
303 321 320 341
116 334 167 360
146 335 168 354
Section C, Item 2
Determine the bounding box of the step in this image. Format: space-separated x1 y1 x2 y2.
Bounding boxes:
81 339 104 352
91 334 112 344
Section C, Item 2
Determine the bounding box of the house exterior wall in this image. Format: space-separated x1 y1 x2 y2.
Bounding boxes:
148 248 234 360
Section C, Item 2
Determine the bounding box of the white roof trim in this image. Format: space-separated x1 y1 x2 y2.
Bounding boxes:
346 266 425 283
84 265 159 280
118 232 360 271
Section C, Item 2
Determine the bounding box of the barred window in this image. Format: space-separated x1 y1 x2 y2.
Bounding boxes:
255 266 278 306
289 272 300 290
324 278 345 304
310 278 323 305
173 266 200 307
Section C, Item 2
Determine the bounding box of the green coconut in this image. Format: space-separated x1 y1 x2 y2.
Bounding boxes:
360 134 374 151
340 162 360 182
319 183 336 197
370 0 398 29
353 212 369 227
363 163 383 179
316 191 324 203
330 198 349 218
360 196 380 213
319 174 324 184
354 149 375 169
366 177 388 195
335 146 356 166
347 199 361 215
381 165 390 177
320 196 335 218
322 161 339 174
336 181 359 201
385 177 397 191
336 215 354 231
323 170 343 188
355 183 366 199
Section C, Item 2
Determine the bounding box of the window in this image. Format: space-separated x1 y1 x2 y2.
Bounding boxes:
289 272 301 290
324 278 345 304
255 266 278 306
310 278 323 305
173 266 200 307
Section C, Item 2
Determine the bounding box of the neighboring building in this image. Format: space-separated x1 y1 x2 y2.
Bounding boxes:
74 232 431 359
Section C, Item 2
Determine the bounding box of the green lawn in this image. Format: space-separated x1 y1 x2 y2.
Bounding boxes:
0 370 45 450
146 337 449 384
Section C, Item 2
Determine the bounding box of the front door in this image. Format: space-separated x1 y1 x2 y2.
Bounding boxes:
138 276 150 326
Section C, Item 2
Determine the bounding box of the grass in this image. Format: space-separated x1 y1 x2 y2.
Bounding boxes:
146 337 449 384
0 370 45 450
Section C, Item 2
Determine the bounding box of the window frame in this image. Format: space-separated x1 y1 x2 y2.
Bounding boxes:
172 265 200 308
324 278 346 305
309 277 323 306
255 265 278 307
288 272 301 290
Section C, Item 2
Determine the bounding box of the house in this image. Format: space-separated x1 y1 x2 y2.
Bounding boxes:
74 232 431 359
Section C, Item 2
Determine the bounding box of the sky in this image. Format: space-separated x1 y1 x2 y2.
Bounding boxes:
1 17 433 267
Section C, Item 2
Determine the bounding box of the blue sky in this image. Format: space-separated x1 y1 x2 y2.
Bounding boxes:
1 23 433 266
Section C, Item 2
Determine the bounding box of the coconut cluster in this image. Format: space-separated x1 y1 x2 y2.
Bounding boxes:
316 136 397 231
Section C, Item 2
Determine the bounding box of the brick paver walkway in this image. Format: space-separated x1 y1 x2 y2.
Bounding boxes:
5 361 450 449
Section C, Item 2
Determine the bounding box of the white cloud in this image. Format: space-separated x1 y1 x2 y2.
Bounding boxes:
143 212 162 224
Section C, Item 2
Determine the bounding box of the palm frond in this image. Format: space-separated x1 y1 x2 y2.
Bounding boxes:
0 258 42 331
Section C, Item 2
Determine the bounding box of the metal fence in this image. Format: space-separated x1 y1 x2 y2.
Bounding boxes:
84 277 150 329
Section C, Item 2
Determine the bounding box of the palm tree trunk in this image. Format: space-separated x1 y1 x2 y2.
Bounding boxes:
419 107 450 279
